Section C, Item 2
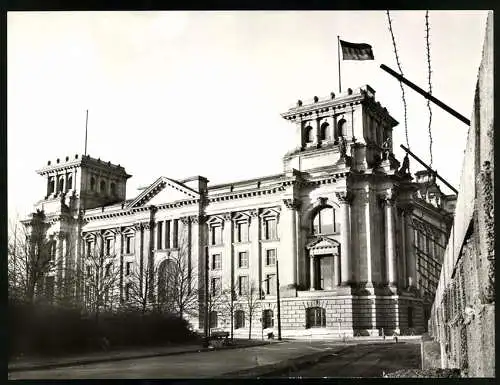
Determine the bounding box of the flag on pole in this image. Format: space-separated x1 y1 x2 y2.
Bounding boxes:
340 40 374 60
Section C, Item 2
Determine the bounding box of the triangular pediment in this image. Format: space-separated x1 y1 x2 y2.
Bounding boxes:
127 177 200 208
306 236 340 250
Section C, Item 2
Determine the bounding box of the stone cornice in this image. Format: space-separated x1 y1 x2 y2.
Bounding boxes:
207 185 286 203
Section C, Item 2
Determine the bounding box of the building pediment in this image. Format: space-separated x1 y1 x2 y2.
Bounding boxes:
306 236 340 255
127 177 200 208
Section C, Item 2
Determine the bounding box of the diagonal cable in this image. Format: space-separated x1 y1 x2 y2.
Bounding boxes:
386 10 410 150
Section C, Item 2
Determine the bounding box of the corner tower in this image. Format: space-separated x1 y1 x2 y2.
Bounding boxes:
35 154 131 215
281 85 399 173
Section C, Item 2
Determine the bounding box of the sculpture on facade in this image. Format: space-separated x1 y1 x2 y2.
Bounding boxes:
399 154 410 174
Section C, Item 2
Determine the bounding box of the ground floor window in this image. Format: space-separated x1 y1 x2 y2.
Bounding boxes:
262 309 274 329
209 311 218 329
235 310 245 329
306 306 326 328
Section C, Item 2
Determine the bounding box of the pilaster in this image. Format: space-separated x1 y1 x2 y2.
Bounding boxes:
336 191 352 285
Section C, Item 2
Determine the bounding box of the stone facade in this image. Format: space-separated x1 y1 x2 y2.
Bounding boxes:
427 12 494 377
23 84 455 338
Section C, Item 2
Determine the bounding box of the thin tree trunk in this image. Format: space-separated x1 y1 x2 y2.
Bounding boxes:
249 316 252 340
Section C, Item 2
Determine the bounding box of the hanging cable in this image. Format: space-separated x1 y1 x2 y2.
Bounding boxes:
425 10 434 168
386 10 410 150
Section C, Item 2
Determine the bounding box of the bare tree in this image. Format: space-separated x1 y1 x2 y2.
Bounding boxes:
124 256 162 315
8 212 65 305
77 236 121 322
241 281 261 340
220 282 240 340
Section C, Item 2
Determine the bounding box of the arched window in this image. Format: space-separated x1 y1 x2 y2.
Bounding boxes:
209 311 218 329
306 307 326 328
262 309 274 329
110 182 116 196
90 177 96 191
235 310 245 329
67 175 73 190
304 125 314 143
48 177 55 194
100 180 106 194
312 207 336 235
320 122 330 141
58 177 65 192
337 119 347 137
158 259 177 311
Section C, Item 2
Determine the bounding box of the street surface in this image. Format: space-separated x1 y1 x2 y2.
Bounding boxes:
9 340 420 379
271 342 421 377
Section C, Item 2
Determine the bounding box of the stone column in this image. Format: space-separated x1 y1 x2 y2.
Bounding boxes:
249 210 261 295
382 190 397 286
118 228 124 302
403 206 416 288
134 223 143 291
56 232 65 298
222 213 233 293
309 254 316 290
364 188 373 287
283 199 300 286
180 216 192 279
336 191 352 285
333 252 340 286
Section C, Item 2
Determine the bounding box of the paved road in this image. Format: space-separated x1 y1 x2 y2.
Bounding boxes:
9 340 420 379
271 342 421 378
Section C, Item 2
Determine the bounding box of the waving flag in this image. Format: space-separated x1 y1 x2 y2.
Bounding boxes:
340 40 374 60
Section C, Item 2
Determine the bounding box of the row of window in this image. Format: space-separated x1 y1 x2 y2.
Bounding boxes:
209 217 278 245
210 249 276 271
208 307 327 330
89 176 117 196
303 119 348 144
210 273 276 297
48 175 74 195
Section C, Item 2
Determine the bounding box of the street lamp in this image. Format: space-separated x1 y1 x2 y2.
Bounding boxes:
259 258 282 341
203 245 209 348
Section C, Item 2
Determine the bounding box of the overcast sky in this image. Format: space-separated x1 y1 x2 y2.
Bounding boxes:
8 11 488 219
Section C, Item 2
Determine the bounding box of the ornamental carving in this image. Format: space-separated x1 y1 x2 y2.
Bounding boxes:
335 191 353 204
379 189 397 207
283 198 301 210
222 212 232 221
189 215 200 224
180 216 191 225
249 209 259 218
133 223 143 231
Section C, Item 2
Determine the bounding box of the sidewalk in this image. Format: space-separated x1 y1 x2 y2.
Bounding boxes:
8 339 273 373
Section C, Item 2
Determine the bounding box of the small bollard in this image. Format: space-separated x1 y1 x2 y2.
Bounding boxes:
382 328 385 340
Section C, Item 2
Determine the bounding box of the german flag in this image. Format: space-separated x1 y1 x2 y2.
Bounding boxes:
340 40 374 60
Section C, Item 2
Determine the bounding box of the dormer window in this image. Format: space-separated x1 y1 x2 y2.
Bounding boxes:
304 125 314 143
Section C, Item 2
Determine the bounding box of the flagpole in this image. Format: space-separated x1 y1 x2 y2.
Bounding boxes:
337 36 342 93
84 109 88 156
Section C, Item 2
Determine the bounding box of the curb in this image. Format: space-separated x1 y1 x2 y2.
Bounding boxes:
219 345 354 378
8 341 272 373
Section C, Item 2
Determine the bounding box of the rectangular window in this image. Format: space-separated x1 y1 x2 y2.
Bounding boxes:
106 238 112 255
211 225 222 245
105 263 112 277
236 222 249 242
211 277 221 295
238 251 249 268
126 261 133 276
266 274 276 295
264 218 277 240
87 241 93 257
165 220 171 248
262 309 274 329
173 219 179 248
266 249 276 266
125 236 134 254
157 221 163 249
125 283 131 301
212 254 222 270
86 265 91 277
238 275 249 295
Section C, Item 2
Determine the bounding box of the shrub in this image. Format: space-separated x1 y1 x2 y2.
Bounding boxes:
9 301 198 358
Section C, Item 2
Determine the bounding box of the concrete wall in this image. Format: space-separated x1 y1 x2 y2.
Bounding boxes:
428 11 494 378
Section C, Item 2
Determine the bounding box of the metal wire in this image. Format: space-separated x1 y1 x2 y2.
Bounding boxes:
425 11 434 168
386 11 410 150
